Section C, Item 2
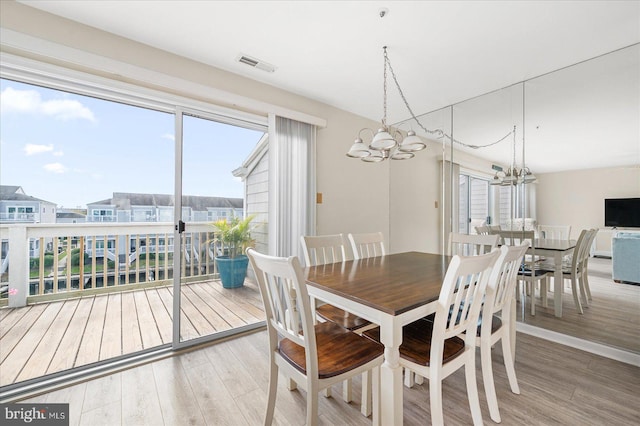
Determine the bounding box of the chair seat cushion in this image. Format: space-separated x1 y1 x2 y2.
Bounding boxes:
363 319 465 367
278 321 384 379
476 313 502 336
316 304 371 331
518 268 549 277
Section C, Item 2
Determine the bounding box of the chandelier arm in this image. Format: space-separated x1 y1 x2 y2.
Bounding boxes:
358 128 376 139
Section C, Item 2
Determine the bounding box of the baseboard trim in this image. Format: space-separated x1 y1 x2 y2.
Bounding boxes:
516 322 640 367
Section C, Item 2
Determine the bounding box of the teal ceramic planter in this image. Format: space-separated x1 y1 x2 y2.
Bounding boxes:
216 255 249 288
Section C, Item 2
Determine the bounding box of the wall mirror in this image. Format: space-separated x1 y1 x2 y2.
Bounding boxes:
403 43 638 355
450 45 640 353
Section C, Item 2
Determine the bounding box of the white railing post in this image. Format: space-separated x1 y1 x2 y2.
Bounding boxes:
8 225 29 307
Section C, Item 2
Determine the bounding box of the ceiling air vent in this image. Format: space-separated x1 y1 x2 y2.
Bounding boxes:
236 54 276 73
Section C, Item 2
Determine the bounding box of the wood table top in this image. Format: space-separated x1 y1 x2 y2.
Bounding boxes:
304 251 451 316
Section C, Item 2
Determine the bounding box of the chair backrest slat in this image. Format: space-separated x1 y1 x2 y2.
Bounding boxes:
247 248 318 374
572 229 596 273
538 225 571 240
301 234 348 266
485 243 529 318
348 232 386 260
448 232 500 256
497 230 536 269
434 250 500 342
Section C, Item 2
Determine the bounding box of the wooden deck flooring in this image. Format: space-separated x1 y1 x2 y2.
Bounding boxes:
0 279 265 387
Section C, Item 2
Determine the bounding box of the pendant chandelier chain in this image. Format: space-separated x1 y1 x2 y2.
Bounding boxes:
382 46 388 129
385 48 513 149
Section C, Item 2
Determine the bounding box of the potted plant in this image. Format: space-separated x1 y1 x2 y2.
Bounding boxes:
210 214 256 288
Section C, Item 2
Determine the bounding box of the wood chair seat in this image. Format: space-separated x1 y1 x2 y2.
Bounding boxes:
280 321 384 379
316 304 372 331
364 319 466 367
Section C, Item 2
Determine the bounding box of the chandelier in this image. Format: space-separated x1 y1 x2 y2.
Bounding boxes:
346 46 427 162
490 125 537 186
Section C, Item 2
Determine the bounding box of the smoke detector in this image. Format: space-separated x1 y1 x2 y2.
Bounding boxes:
236 54 276 73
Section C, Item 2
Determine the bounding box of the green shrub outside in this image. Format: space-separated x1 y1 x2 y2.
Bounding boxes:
29 254 55 269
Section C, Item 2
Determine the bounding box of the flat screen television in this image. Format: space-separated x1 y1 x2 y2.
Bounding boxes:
604 197 640 228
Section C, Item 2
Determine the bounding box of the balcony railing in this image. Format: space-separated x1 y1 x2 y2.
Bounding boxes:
0 222 218 307
0 212 40 223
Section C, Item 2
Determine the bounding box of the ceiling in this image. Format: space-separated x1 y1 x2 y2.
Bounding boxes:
17 1 640 173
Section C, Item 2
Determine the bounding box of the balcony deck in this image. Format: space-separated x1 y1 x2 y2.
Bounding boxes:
0 279 265 387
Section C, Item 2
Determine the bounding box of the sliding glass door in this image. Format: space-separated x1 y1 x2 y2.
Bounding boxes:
173 109 267 348
0 78 175 387
0 70 268 391
458 174 491 234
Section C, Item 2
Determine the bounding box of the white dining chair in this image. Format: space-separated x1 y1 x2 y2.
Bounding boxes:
448 232 500 256
300 234 350 266
475 225 500 235
476 242 528 423
537 224 571 240
497 230 550 317
246 248 384 426
348 232 386 259
581 229 598 302
300 234 374 414
539 229 596 314
364 250 500 426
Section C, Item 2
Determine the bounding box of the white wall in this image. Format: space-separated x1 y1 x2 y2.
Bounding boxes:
389 134 499 255
535 166 640 249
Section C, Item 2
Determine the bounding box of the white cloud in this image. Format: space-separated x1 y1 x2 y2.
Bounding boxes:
1 87 96 122
24 143 54 155
43 163 68 174
161 133 175 141
40 99 96 122
53 151 64 157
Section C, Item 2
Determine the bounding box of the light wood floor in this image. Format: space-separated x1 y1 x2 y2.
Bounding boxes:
15 329 640 425
0 280 265 387
521 257 640 353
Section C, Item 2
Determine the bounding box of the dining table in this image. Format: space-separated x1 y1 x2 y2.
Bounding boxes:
531 238 577 317
304 251 451 426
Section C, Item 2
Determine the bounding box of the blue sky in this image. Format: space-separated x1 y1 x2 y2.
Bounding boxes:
0 79 265 208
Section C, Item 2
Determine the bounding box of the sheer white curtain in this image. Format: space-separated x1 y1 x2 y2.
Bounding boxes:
268 114 317 258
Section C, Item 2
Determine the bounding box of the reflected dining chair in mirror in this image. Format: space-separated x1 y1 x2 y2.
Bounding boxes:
348 232 386 259
246 248 384 426
364 250 500 426
497 230 549 317
476 243 528 423
476 225 501 235
538 229 597 315
448 232 500 256
537 224 571 240
300 234 373 415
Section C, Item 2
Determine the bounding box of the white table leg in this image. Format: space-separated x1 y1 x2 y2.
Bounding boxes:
554 252 563 317
380 320 403 426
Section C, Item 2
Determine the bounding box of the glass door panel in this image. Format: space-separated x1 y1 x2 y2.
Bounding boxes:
175 110 266 347
458 174 490 234
0 78 174 387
